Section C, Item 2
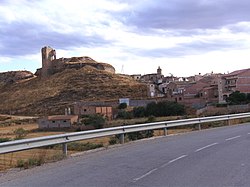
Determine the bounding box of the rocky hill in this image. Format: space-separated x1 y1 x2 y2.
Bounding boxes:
0 71 35 84
0 67 147 116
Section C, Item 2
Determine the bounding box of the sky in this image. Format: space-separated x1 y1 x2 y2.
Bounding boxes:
0 0 250 77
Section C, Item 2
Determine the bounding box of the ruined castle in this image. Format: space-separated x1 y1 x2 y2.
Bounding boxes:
35 46 115 77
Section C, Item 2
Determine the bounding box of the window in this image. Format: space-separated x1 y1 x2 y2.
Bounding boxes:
63 120 67 123
52 121 55 123
84 109 87 112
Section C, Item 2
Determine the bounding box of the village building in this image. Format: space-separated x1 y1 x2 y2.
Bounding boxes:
130 74 141 81
38 115 78 129
219 68 250 103
74 102 113 120
140 66 164 84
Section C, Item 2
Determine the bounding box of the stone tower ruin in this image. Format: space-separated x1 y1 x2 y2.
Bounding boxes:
36 46 115 77
41 46 56 77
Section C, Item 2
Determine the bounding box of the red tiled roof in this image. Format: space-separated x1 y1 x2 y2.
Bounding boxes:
223 68 250 77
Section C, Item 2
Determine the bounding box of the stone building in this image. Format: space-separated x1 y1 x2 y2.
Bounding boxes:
36 46 115 77
74 102 113 120
219 68 250 103
140 66 164 84
38 115 78 129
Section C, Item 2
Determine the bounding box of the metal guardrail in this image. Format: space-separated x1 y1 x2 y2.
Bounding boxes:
1 112 250 155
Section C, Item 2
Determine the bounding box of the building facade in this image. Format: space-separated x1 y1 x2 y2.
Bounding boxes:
220 68 250 102
38 115 78 128
74 102 113 120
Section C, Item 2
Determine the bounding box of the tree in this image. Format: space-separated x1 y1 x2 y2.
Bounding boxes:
226 91 247 105
145 102 158 116
145 101 185 117
133 107 146 118
83 114 106 129
118 103 127 109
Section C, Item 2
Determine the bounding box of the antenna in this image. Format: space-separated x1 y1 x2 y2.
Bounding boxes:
121 65 124 74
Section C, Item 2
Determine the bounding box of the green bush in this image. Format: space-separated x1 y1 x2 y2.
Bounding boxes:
83 114 106 129
145 101 185 117
118 103 127 109
133 107 146 118
109 136 119 145
67 142 103 151
0 137 12 143
227 91 250 105
127 130 154 141
117 110 133 119
147 115 156 123
17 158 45 169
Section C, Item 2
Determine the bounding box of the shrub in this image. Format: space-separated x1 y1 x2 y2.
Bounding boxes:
16 158 45 169
145 102 158 116
127 130 154 141
14 128 27 140
133 107 146 118
117 110 133 119
83 114 106 129
145 101 185 117
118 103 127 109
147 115 156 123
109 136 119 145
67 142 103 151
0 137 11 143
227 91 249 105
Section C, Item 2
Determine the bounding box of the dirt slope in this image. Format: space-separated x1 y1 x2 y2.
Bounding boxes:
0 67 147 115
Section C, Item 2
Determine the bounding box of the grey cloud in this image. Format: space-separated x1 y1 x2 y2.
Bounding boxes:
128 39 245 58
0 21 111 57
115 0 250 30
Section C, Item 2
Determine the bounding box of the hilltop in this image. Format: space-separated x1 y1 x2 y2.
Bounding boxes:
0 71 35 84
0 66 147 115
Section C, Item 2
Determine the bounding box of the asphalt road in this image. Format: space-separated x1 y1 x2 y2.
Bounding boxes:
1 123 250 187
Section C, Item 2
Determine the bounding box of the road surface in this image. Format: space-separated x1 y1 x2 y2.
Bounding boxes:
1 123 250 187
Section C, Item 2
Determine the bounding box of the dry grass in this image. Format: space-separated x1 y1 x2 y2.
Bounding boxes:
0 149 76 171
0 67 148 115
0 115 248 171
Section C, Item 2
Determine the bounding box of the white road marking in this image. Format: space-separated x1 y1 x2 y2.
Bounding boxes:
225 135 241 141
133 168 158 182
168 155 187 164
133 154 188 182
160 154 188 168
195 143 218 152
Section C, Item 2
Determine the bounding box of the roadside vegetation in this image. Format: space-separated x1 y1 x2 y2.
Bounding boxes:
226 91 250 105
1 99 250 171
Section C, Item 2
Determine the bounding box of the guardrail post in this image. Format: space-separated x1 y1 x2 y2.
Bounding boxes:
62 143 67 156
119 133 125 144
228 119 231 126
164 127 168 136
198 124 201 131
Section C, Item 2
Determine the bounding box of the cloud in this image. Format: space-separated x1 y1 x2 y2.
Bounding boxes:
117 0 250 30
0 0 119 57
1 0 250 76
0 21 112 57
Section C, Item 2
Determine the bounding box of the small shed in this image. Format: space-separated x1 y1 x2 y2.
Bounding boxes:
38 115 78 129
